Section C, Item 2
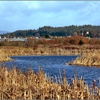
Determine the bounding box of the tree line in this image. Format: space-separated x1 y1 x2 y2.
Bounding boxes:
1 25 100 38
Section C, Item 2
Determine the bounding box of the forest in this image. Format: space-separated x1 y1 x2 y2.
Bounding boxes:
1 25 100 38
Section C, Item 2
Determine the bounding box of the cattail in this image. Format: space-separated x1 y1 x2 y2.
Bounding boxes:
99 77 100 88
97 89 100 98
63 69 66 78
59 69 62 84
0 65 100 99
28 89 32 100
92 80 96 90
56 94 60 100
71 78 74 89
1 92 3 100
23 90 27 100
80 91 84 100
86 84 90 99
4 67 8 85
57 76 61 84
55 75 58 83
74 69 77 83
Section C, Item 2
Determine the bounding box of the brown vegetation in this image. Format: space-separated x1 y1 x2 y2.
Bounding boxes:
0 65 100 100
67 52 100 66
0 36 99 47
1 36 100 64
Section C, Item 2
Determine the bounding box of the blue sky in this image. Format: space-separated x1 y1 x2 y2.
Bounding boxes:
0 1 100 32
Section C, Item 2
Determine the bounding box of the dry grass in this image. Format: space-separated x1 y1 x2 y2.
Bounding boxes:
0 65 100 100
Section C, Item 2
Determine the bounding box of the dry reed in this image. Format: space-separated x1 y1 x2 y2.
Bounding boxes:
0 64 100 100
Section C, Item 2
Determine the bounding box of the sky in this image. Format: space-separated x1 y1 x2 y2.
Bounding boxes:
0 1 100 32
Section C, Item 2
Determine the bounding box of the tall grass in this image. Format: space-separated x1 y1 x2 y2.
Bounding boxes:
0 64 100 100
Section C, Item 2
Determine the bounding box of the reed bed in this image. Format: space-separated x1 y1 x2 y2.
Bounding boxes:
0 64 100 100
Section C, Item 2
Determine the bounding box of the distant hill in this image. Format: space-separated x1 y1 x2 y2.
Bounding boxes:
0 30 9 34
1 25 100 38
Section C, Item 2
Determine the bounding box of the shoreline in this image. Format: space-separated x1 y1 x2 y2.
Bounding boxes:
0 46 100 67
67 54 100 67
0 46 100 99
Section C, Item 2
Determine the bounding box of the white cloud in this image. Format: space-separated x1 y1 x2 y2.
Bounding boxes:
0 1 100 31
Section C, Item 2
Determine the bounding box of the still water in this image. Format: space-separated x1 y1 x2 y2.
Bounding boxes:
2 55 100 86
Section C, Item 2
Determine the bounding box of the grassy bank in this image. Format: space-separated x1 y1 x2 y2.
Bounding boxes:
0 44 100 62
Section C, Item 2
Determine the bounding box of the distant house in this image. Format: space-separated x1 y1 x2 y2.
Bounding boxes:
0 37 27 42
35 33 40 38
8 37 27 42
67 35 71 37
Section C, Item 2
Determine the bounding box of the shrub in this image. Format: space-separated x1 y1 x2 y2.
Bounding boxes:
78 40 84 45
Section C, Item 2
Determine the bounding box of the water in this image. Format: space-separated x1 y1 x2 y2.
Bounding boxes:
1 55 100 86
